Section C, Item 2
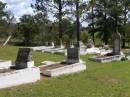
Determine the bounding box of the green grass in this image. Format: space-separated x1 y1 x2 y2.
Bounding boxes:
0 45 64 66
0 46 130 97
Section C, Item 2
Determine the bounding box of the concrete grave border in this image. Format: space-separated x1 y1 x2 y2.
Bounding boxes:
0 67 40 89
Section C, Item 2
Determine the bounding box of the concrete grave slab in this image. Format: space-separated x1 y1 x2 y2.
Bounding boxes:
89 31 123 63
40 47 86 77
40 63 86 77
0 60 12 69
0 67 40 89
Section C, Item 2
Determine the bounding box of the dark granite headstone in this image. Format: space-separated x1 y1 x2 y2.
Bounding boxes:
15 48 33 69
66 47 79 64
113 31 121 55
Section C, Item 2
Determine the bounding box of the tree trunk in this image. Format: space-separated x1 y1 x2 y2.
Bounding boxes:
59 0 63 47
122 6 127 48
92 4 95 45
76 0 80 48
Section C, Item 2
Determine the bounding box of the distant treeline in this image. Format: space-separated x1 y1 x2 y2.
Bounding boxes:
0 0 130 47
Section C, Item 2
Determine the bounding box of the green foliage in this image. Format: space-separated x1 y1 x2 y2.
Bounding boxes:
1 0 130 47
81 31 88 44
0 1 12 38
121 56 128 61
87 0 130 45
18 15 39 45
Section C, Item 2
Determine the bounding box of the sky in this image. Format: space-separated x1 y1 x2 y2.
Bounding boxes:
2 0 34 21
1 0 88 26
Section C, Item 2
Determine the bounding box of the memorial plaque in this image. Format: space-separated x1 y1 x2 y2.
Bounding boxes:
66 47 79 64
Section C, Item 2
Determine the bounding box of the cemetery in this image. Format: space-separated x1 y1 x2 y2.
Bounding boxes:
0 47 86 88
0 48 40 89
89 31 125 63
0 46 130 97
39 47 86 77
0 0 130 97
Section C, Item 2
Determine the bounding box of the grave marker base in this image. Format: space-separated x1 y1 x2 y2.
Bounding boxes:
40 62 86 77
89 55 123 63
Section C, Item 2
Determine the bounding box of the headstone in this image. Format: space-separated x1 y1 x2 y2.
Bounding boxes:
80 41 86 48
127 50 130 60
15 48 34 69
66 47 79 64
87 39 94 48
52 42 54 47
113 31 121 55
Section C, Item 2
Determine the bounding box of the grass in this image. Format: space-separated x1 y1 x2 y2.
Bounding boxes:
0 45 64 66
0 45 130 97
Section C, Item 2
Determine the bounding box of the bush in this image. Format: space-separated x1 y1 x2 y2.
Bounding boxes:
121 56 128 61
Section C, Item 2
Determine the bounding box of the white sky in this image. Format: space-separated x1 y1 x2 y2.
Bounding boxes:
2 0 34 21
1 0 88 26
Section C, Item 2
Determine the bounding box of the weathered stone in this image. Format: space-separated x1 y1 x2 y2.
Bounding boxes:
113 31 121 55
15 48 34 69
66 47 79 64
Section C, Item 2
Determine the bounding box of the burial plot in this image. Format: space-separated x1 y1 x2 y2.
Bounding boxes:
0 67 40 89
15 48 34 69
89 31 123 63
0 48 40 89
40 47 86 77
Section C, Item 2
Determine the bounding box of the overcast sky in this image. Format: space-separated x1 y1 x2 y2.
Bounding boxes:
2 0 34 21
1 0 88 26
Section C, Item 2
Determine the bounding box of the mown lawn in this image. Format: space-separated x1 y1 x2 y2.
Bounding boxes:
0 45 130 97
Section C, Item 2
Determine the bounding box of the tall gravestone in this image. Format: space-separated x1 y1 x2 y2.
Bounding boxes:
15 48 34 69
66 47 80 64
113 31 121 55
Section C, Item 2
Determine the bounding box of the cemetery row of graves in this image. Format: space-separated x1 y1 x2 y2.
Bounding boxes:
0 42 130 97
0 32 130 90
0 0 130 96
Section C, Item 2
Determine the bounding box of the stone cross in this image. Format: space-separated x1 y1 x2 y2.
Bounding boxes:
113 31 121 55
15 48 33 69
66 47 79 64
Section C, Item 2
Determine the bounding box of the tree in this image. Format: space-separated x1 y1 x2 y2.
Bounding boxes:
94 0 112 44
86 0 97 44
121 0 130 47
66 0 87 47
33 13 51 44
0 1 8 37
19 15 39 45
86 0 124 45
32 0 71 46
